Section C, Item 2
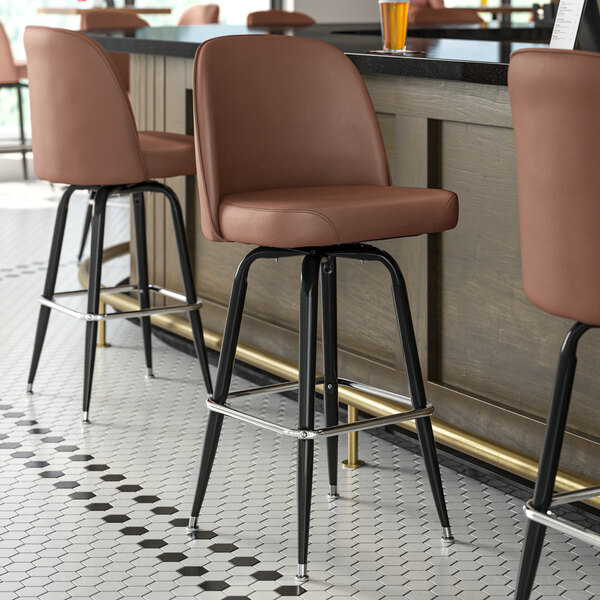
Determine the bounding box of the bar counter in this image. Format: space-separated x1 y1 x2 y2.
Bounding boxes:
89 24 600 491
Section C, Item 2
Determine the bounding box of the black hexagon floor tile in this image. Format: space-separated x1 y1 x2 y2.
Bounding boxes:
188 529 217 540
275 586 306 596
209 543 238 553
158 553 187 563
70 454 94 462
230 556 258 567
177 566 207 577
85 503 113 511
199 581 229 591
118 484 143 493
39 470 64 478
86 464 109 472
133 495 160 504
151 506 177 515
252 571 283 581
138 539 167 549
120 527 148 536
102 514 130 523
70 492 96 500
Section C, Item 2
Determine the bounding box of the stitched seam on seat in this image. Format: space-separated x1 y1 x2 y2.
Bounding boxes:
437 194 458 231
223 203 341 244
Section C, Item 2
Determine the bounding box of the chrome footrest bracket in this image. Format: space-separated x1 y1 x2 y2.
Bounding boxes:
206 377 433 440
524 485 600 548
38 284 203 322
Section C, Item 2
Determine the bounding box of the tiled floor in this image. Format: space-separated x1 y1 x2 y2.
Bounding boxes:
1 178 599 600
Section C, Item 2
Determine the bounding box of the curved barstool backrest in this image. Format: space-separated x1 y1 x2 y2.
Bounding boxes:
80 10 148 92
246 10 316 27
408 7 483 24
193 35 390 241
509 48 600 325
177 4 220 25
0 21 19 84
80 9 149 31
24 26 146 186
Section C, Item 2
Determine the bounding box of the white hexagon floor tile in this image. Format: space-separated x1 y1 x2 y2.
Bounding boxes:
0 180 599 600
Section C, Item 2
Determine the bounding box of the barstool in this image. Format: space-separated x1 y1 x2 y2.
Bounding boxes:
24 26 213 421
246 10 316 27
177 4 220 25
188 35 458 581
0 21 28 180
509 48 600 599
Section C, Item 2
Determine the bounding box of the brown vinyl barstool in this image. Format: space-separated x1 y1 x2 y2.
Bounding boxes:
188 34 458 582
246 9 316 27
509 48 600 599
408 7 483 24
177 4 220 25
24 26 213 422
0 21 29 179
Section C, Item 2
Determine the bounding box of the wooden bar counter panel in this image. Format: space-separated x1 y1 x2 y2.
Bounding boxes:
115 26 600 482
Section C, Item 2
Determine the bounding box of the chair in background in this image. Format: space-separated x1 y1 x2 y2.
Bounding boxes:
246 9 316 27
188 34 457 582
0 21 29 180
409 7 484 24
78 9 149 261
24 26 213 422
177 4 220 25
509 47 600 599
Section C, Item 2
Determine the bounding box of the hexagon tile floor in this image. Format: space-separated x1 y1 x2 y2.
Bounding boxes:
1 181 599 600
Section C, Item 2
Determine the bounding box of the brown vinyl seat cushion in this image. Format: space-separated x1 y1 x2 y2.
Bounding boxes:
219 185 458 248
138 131 196 179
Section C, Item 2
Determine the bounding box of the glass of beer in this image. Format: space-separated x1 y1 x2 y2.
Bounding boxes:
379 0 410 53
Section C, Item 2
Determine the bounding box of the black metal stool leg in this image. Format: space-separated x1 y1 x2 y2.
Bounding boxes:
385 251 453 543
27 186 77 393
132 192 153 377
77 193 94 262
321 257 339 500
16 85 27 181
515 322 590 600
160 183 213 395
296 253 321 583
188 248 268 528
82 187 109 423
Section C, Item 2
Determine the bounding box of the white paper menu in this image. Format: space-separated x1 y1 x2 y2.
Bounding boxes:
550 0 587 49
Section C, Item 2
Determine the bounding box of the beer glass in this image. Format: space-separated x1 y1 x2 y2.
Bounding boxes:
379 0 411 53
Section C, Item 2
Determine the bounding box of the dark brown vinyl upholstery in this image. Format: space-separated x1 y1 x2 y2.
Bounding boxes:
246 10 316 27
177 4 220 25
193 35 457 246
0 21 25 84
509 48 600 326
409 7 483 24
24 27 195 186
79 10 148 92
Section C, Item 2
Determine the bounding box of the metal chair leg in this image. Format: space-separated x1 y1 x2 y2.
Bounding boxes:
160 183 213 395
321 257 339 499
515 322 591 600
16 85 27 181
82 187 110 423
386 251 453 543
27 186 77 393
132 191 153 377
77 193 94 262
296 253 321 584
189 248 269 528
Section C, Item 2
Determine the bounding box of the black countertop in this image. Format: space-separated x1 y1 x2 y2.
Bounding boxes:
90 23 549 86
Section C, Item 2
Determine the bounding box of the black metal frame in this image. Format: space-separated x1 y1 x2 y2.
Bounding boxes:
27 180 213 421
0 82 29 180
188 242 452 580
515 321 597 599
